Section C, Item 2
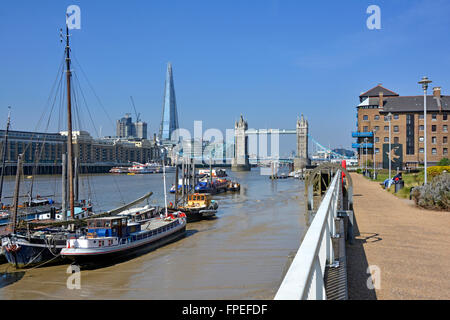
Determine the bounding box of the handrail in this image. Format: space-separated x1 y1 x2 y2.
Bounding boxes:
274 170 341 300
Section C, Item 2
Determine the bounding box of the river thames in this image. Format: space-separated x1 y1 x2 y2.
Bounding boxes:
0 168 306 299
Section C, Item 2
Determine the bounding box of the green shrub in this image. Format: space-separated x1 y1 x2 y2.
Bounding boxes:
438 158 450 166
411 173 450 210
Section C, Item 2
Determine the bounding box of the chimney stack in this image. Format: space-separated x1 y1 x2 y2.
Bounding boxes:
433 87 441 98
379 92 384 108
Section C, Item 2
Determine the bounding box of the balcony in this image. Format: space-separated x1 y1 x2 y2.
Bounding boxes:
352 131 374 138
352 143 374 149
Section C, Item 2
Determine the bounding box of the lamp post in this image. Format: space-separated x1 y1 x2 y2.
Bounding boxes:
373 128 377 179
359 144 363 170
364 137 368 175
418 76 432 185
388 112 392 183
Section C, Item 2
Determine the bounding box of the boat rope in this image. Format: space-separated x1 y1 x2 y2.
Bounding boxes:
44 236 60 257
24 252 62 271
71 71 126 206
22 246 47 268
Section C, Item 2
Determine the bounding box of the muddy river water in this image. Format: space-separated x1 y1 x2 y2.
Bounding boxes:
0 168 306 299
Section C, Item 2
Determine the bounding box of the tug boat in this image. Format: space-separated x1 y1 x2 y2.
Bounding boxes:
61 212 186 266
168 193 218 222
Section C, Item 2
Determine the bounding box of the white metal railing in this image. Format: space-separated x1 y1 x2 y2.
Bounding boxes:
274 171 341 300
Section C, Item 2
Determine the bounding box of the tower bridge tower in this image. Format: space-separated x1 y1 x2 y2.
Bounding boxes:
231 114 251 171
294 114 310 170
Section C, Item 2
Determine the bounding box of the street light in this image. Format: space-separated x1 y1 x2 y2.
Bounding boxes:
388 112 392 184
418 76 432 185
364 137 368 175
373 128 378 179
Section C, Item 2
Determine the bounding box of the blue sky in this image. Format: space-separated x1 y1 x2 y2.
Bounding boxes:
1 0 449 155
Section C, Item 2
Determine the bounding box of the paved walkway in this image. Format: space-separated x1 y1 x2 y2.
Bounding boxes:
346 173 450 300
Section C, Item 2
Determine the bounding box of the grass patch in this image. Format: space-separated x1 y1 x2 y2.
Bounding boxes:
358 169 424 199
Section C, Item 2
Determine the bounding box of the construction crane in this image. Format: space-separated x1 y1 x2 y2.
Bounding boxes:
130 96 140 122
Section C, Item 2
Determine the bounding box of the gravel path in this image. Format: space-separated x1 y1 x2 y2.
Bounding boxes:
346 173 450 300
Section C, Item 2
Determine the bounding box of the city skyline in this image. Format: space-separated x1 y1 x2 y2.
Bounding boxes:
1 0 450 153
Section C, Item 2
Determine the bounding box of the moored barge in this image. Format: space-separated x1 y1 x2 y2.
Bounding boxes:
61 212 186 266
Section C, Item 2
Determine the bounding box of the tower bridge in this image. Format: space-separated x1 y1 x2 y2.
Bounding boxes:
232 114 310 171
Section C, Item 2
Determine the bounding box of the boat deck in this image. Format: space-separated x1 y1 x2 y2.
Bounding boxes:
138 217 175 233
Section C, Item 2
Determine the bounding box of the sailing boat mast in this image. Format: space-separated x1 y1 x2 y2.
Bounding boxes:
11 154 23 234
64 24 75 219
0 106 11 205
163 159 168 218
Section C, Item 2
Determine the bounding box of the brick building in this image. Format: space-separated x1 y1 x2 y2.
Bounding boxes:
353 84 449 169
0 130 161 166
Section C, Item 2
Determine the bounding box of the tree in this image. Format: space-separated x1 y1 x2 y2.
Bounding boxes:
437 157 450 166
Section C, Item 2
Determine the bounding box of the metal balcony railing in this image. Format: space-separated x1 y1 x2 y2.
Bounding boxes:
274 171 341 300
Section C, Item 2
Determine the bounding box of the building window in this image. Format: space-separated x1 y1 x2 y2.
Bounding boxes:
363 126 368 132
394 137 399 143
419 125 424 131
374 115 380 120
419 114 424 119
363 115 368 121
432 125 437 132
432 137 437 144
384 137 389 142
444 148 448 155
393 126 399 132
444 114 448 121
432 148 437 155
384 126 389 131
375 148 380 154
444 125 448 132
384 116 389 122
432 114 437 121
444 136 448 144
419 148 424 153
375 137 379 142
374 125 379 131
394 114 399 120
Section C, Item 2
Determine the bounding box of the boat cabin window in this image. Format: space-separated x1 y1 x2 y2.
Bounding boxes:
112 220 119 226
96 220 104 228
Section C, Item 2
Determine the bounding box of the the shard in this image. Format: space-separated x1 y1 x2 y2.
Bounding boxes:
158 62 179 143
